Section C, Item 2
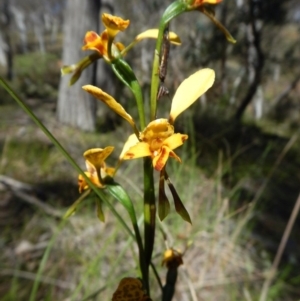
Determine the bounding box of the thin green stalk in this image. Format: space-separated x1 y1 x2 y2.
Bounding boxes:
143 157 156 296
150 19 166 121
132 80 146 129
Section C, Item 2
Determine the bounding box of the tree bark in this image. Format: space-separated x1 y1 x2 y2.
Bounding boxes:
57 0 101 131
2 0 13 81
234 0 264 121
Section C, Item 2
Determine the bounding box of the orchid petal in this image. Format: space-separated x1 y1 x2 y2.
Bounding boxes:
82 31 106 55
141 118 174 141
164 133 188 150
85 160 97 176
200 7 236 44
122 142 152 160
169 150 182 163
158 169 170 221
102 167 115 178
135 29 181 45
78 172 101 193
152 145 172 171
165 173 192 224
83 147 114 171
102 13 130 38
193 0 222 5
82 85 136 128
169 69 215 123
119 134 139 160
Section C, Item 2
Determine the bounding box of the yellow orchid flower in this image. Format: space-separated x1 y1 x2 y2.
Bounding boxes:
102 13 130 39
82 30 109 58
78 147 115 193
82 14 129 61
82 30 124 61
119 68 215 171
122 119 188 171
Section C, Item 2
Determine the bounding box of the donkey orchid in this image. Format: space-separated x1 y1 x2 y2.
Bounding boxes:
78 147 115 193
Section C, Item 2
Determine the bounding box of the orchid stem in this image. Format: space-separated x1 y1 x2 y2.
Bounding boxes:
150 19 166 121
143 157 156 296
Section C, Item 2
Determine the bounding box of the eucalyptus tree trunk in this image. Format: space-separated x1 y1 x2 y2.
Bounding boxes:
1 0 13 81
57 0 101 131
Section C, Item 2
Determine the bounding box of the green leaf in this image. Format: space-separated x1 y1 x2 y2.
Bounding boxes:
111 58 137 91
106 182 147 286
162 0 188 24
106 182 137 224
111 57 145 128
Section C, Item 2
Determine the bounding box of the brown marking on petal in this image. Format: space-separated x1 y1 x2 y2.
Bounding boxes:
124 152 135 159
97 44 105 54
101 30 108 41
84 31 99 44
154 147 168 171
78 175 86 193
181 135 188 142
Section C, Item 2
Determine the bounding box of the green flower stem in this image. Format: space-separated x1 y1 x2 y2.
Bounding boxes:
149 0 187 121
143 157 156 296
0 77 134 239
132 80 146 129
150 19 165 121
107 36 114 60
